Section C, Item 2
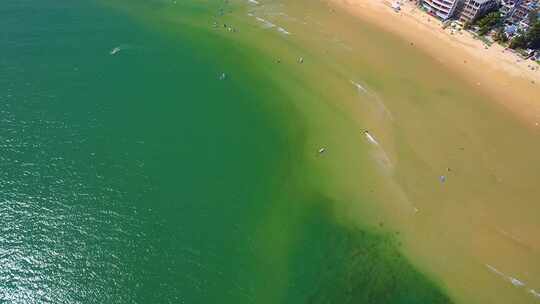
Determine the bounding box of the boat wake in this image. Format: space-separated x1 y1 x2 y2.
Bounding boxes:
255 16 275 29
485 264 540 299
277 27 290 35
251 15 291 35
364 130 379 146
350 80 393 120
364 130 393 173
351 80 368 94
247 2 291 36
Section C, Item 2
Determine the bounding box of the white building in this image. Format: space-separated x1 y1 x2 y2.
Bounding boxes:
500 0 522 16
422 0 463 19
459 0 499 23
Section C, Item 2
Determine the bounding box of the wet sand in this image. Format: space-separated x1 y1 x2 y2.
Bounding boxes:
328 0 540 128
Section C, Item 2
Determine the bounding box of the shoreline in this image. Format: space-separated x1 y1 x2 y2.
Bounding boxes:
327 0 540 128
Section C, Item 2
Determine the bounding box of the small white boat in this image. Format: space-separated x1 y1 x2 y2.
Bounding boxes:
318 147 326 154
110 47 121 55
364 130 379 145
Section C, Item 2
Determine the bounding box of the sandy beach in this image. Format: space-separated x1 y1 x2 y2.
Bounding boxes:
328 0 540 128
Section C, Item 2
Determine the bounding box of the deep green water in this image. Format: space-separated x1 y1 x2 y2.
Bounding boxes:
1 0 452 303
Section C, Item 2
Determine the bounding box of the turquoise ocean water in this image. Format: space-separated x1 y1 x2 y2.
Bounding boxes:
1 0 452 303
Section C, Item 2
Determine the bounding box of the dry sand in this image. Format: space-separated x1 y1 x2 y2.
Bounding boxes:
328 0 540 128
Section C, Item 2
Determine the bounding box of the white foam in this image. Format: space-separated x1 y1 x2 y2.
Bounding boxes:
373 149 393 170
277 27 290 35
277 12 298 22
510 277 526 287
485 264 506 277
247 0 259 4
251 15 290 35
255 17 275 29
496 228 529 248
529 289 540 298
485 264 529 290
364 131 393 170
364 131 379 146
338 42 353 51
351 80 368 94
350 80 393 120
331 37 353 51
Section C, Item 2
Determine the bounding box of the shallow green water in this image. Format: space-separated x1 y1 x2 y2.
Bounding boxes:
0 0 452 303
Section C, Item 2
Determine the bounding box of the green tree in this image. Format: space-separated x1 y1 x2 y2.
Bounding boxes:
494 27 508 43
526 21 540 49
476 12 502 36
510 34 528 49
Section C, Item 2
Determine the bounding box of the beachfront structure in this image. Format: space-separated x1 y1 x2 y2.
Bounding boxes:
459 0 499 22
506 0 539 23
500 0 522 16
422 0 463 19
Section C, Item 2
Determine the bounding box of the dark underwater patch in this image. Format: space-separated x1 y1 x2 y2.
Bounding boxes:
286 200 453 304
